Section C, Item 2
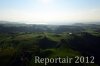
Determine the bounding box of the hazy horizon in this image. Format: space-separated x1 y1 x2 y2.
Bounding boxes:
0 0 100 24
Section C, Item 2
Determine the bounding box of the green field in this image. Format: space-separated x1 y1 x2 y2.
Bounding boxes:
0 32 100 66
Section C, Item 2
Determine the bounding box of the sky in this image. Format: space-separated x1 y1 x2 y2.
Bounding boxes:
0 0 100 24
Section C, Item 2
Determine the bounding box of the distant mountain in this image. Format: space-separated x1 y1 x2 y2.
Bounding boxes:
0 21 100 33
73 22 100 26
0 21 27 27
89 22 100 25
0 21 20 24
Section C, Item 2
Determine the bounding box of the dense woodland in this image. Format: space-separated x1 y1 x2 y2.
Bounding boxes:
0 22 100 66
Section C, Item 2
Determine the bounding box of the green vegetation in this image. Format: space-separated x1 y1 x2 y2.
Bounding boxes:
0 23 100 66
0 31 100 66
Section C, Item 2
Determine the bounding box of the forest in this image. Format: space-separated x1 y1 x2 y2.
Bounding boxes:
0 22 100 66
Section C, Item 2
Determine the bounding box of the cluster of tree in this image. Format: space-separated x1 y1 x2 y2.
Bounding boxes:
0 31 100 66
0 21 100 66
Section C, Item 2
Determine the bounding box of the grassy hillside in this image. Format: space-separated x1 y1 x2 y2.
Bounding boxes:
0 32 100 66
